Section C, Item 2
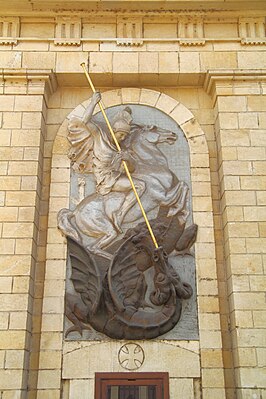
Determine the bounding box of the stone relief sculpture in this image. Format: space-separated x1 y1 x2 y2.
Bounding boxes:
57 92 198 340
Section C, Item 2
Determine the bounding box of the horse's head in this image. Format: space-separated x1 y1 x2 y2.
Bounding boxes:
144 125 177 145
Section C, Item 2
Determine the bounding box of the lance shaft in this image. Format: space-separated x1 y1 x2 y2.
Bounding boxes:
80 62 158 249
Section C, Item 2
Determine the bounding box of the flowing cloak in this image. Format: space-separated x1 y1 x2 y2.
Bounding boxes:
67 116 124 195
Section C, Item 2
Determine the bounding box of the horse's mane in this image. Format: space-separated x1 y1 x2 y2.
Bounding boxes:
123 123 146 149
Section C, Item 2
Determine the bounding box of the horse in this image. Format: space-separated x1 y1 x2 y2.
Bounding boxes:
58 124 189 259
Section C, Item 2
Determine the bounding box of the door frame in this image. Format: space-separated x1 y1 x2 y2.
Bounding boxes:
95 372 169 399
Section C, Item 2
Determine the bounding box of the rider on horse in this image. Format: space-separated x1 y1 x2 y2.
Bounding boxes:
67 92 146 232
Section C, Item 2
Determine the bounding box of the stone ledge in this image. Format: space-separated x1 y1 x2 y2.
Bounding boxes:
204 69 266 102
0 68 57 96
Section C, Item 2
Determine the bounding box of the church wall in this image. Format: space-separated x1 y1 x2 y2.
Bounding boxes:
0 2 265 398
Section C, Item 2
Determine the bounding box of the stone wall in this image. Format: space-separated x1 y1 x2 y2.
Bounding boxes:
0 1 265 398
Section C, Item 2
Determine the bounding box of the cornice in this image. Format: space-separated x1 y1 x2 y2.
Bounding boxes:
0 68 57 95
204 69 266 101
0 1 266 17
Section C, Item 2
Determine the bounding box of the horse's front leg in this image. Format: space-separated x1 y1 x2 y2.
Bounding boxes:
88 230 118 260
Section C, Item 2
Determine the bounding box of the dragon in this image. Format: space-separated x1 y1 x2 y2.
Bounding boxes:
65 207 197 340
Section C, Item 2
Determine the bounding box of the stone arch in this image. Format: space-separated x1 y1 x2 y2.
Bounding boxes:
53 87 209 157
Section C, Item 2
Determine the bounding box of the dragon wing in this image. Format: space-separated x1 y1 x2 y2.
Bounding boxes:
108 237 150 312
68 238 102 315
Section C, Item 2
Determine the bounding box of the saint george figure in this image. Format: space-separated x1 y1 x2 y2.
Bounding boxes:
67 92 146 232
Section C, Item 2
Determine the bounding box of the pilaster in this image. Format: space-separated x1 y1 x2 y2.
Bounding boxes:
205 69 266 399
0 69 56 399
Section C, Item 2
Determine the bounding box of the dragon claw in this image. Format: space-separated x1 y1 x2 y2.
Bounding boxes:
65 322 93 338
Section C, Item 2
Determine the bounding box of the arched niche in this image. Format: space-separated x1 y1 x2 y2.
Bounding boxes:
42 88 217 352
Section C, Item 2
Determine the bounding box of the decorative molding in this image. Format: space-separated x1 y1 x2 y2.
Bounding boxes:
239 17 266 45
204 69 266 103
55 16 81 46
0 17 20 45
116 16 143 46
0 68 57 96
178 17 205 46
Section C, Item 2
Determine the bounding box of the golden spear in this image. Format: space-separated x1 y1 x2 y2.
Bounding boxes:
80 62 158 248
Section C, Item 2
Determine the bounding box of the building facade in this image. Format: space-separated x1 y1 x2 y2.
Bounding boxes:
0 1 265 398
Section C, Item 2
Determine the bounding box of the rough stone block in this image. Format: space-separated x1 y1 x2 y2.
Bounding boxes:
230 254 262 274
8 161 39 176
139 89 159 107
233 293 265 311
202 388 226 399
21 112 43 129
0 207 18 222
0 330 26 349
56 52 88 72
200 330 222 349
223 191 256 207
89 52 112 74
199 313 221 331
42 297 64 314
250 130 266 147
14 96 43 112
201 349 224 368
41 314 64 332
240 176 266 190
12 276 31 293
139 52 158 73
11 129 41 147
36 389 61 399
39 351 62 369
227 222 259 238
0 95 15 111
0 52 22 68
69 379 93 399
253 311 266 328
40 332 62 351
37 370 61 389
198 296 219 313
22 52 56 69
200 51 237 70
219 129 250 147
202 368 225 388
238 367 266 388
227 238 246 254
113 52 139 73
156 93 178 114
238 112 259 128
0 177 21 191
2 112 22 128
5 349 25 368
0 239 15 255
0 255 32 277
180 52 200 73
238 147 265 161
238 52 266 69
0 277 12 293
2 222 34 238
0 312 9 330
159 52 179 73
0 369 24 390
9 312 28 330
169 378 194 399
249 275 266 292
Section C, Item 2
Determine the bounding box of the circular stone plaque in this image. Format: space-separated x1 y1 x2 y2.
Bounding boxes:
118 343 145 370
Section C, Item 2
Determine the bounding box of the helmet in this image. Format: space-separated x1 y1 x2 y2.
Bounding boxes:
112 107 133 134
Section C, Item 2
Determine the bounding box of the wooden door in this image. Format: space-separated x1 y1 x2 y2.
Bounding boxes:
95 373 169 399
